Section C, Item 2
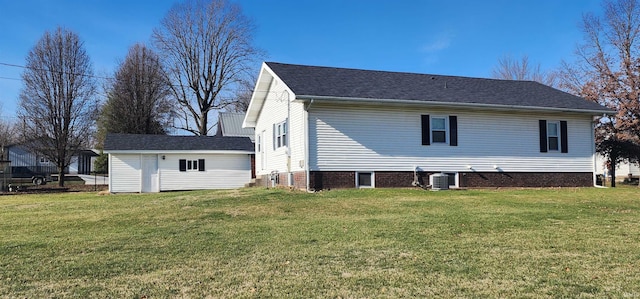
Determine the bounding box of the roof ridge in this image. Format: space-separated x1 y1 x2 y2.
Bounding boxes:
265 61 529 82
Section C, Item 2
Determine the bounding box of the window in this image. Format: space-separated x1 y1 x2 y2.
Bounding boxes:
257 134 261 152
547 122 559 151
431 117 447 143
539 120 568 153
179 159 205 172
421 115 457 146
274 119 288 149
357 172 374 188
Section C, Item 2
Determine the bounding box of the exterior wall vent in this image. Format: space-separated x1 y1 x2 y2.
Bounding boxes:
430 173 449 191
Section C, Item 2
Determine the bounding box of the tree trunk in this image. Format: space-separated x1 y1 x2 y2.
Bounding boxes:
58 169 65 187
199 111 208 136
609 155 616 188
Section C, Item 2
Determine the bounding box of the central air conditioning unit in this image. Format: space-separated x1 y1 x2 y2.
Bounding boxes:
430 173 449 191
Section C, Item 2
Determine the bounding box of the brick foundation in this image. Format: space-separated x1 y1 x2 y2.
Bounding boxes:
307 171 593 190
460 172 593 188
258 171 307 189
309 171 355 190
259 171 594 190
292 171 306 190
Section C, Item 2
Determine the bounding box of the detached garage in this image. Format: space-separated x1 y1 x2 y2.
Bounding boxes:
104 133 254 193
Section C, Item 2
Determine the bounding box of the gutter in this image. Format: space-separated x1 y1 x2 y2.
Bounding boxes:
294 95 614 116
104 150 255 155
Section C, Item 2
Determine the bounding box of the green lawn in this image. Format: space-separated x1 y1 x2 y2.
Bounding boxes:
1 187 639 298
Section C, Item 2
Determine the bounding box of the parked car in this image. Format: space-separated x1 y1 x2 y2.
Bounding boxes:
9 166 51 185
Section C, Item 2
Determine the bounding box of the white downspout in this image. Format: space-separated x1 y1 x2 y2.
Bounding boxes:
305 99 314 192
283 90 293 187
592 120 606 188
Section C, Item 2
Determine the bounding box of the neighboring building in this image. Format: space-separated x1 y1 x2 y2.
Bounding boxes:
216 112 255 141
4 144 95 175
104 133 254 193
243 62 613 190
5 144 57 174
216 111 256 179
68 150 98 174
595 154 640 180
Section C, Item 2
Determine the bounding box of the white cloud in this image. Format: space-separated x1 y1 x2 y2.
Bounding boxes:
422 31 454 52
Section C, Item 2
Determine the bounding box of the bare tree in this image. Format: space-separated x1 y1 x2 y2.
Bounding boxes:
558 0 640 186
225 76 255 113
0 104 19 148
0 119 18 148
18 27 96 187
492 55 558 87
153 0 261 135
99 43 173 140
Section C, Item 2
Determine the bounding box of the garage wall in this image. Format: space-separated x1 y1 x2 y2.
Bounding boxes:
109 154 141 193
159 153 251 191
109 152 252 192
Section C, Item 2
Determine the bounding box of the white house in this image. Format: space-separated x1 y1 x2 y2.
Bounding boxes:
595 154 640 180
104 133 254 193
243 62 613 190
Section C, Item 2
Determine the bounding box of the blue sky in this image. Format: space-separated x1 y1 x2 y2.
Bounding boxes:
0 0 602 120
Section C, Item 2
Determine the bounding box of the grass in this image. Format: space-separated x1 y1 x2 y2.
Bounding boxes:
1 187 639 298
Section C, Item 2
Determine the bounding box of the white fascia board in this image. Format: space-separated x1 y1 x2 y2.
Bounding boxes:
243 63 297 128
294 95 614 116
243 63 275 128
104 150 254 155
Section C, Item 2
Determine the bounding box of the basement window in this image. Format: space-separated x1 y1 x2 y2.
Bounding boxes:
356 172 374 188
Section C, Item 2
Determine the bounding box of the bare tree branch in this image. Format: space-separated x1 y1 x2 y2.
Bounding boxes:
18 27 96 187
492 54 558 87
153 0 262 135
558 0 640 186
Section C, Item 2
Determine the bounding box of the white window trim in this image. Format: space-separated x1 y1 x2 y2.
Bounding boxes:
257 134 261 153
431 115 449 145
186 159 199 172
275 119 288 149
356 171 375 188
547 121 560 152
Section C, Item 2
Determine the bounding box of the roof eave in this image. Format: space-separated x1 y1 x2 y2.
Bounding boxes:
243 63 276 128
104 150 254 154
294 95 614 115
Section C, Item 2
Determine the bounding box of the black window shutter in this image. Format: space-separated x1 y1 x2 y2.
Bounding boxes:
198 159 205 171
449 116 458 146
421 115 430 145
179 159 187 172
560 121 568 153
539 120 548 153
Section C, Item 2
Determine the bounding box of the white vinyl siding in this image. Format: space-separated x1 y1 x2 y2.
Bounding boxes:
108 153 251 192
159 154 250 191
308 104 594 173
252 76 306 176
109 154 141 193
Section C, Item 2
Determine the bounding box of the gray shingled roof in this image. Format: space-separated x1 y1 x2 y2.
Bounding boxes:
265 62 611 113
104 133 254 152
217 112 255 141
